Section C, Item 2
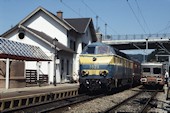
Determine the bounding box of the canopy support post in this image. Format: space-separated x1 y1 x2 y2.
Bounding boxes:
5 58 10 89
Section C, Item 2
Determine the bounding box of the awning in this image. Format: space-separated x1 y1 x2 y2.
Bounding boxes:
0 37 51 61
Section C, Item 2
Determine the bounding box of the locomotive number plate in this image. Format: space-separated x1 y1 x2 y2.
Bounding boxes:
90 64 99 69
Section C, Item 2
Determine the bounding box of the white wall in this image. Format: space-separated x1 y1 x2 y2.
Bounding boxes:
5 30 61 84
23 11 68 47
74 27 93 75
82 27 92 45
3 10 95 84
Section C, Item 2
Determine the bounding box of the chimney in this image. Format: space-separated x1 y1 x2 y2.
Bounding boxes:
57 10 63 19
96 33 103 42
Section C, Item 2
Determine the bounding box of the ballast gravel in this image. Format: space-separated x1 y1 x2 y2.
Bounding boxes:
61 87 140 113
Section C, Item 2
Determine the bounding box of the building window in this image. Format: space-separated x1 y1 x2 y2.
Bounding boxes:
61 59 64 79
70 40 76 51
18 29 25 39
66 60 69 75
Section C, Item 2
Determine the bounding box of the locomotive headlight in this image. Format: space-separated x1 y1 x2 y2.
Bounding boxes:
157 78 163 82
99 70 108 76
140 78 147 82
86 80 89 84
81 70 89 76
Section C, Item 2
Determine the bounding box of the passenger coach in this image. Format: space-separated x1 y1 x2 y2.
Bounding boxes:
140 62 165 88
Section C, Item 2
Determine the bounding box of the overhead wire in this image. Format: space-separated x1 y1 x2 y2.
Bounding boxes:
81 0 119 35
157 21 170 34
59 0 83 17
163 22 170 34
127 0 147 34
135 0 150 34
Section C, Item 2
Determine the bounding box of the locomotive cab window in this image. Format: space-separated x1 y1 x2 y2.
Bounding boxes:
82 47 95 54
143 68 150 73
97 46 109 54
153 68 161 74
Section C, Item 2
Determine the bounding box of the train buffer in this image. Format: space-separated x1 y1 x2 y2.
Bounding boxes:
0 83 79 112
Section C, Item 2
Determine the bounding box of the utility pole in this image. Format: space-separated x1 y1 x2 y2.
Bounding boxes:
105 23 107 39
96 15 99 32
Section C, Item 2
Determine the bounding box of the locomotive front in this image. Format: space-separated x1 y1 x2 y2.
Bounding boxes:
140 63 165 88
79 42 115 92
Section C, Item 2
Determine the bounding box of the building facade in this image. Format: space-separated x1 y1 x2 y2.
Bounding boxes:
1 7 97 84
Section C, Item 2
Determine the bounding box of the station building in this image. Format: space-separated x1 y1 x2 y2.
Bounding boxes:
0 7 97 85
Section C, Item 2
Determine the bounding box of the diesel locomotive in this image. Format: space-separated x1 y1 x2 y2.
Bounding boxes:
79 42 141 92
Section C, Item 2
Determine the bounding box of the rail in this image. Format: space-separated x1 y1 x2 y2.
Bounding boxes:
102 91 142 113
102 90 158 113
140 91 158 113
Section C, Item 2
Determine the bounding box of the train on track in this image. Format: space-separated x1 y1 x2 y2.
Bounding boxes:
78 42 141 92
140 62 165 89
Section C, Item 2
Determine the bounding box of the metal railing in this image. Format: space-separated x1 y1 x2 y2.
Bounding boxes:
103 33 170 41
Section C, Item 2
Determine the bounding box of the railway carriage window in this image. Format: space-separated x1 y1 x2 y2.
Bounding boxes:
122 59 124 66
128 62 130 68
120 58 122 64
143 68 150 72
115 57 118 64
114 57 117 64
131 63 133 68
153 68 161 74
126 61 128 67
118 57 120 64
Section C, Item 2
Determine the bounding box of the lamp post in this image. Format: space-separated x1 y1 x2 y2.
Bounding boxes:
53 38 58 86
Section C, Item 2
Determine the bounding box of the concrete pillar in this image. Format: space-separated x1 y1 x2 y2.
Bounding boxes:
48 61 50 84
36 61 40 82
5 58 10 89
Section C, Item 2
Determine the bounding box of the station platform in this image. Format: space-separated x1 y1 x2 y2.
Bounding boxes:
0 83 79 99
0 83 79 112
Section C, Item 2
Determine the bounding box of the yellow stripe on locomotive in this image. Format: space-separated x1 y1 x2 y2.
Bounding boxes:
79 55 114 64
79 54 133 69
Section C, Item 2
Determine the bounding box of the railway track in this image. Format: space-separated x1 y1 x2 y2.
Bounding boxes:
8 93 105 113
102 89 158 113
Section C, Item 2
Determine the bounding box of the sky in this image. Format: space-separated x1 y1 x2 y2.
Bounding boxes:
1 0 170 36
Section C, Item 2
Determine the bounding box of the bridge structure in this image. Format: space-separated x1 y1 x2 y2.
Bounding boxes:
102 33 170 50
102 33 170 70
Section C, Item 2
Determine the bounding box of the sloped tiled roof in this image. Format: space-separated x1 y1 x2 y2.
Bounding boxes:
64 18 91 33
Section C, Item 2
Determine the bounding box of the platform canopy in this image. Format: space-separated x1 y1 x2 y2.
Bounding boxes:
0 37 51 61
